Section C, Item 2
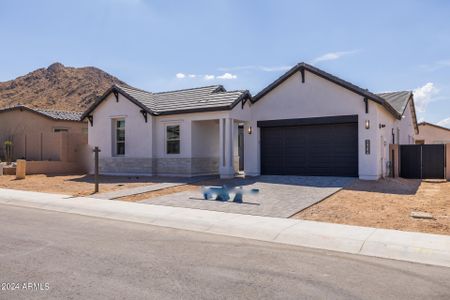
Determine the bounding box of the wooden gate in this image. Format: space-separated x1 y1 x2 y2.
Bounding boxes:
400 144 445 179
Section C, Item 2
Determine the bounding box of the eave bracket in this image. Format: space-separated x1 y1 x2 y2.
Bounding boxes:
87 115 93 126
140 110 148 123
113 90 119 102
364 97 369 114
300 68 305 83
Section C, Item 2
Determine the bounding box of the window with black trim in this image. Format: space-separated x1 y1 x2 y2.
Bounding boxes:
115 119 125 155
166 125 180 154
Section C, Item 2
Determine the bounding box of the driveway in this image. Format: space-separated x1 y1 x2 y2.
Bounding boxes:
141 176 355 218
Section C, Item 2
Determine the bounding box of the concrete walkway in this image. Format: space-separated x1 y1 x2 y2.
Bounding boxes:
0 188 449 268
92 176 213 199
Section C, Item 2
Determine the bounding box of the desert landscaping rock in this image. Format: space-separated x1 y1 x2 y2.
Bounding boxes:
411 211 434 219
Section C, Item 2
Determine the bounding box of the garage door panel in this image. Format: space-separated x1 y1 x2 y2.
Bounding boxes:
261 122 358 177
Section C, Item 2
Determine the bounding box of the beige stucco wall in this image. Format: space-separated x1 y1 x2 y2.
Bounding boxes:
415 124 450 144
388 144 400 177
26 161 83 175
0 109 87 164
0 109 86 136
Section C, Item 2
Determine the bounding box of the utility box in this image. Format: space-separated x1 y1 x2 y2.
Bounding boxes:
16 159 26 180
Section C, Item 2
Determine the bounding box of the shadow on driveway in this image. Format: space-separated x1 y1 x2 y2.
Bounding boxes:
343 177 421 195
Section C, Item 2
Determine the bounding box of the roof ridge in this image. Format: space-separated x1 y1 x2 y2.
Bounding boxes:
35 107 84 114
377 90 412 95
115 84 153 95
0 104 83 114
154 85 222 95
215 89 247 94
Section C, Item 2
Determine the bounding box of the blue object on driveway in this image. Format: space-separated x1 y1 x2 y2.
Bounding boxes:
201 185 259 203
202 186 230 201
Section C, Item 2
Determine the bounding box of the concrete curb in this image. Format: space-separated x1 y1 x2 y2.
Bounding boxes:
0 188 449 268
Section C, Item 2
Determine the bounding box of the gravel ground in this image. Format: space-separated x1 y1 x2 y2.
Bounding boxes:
294 178 450 235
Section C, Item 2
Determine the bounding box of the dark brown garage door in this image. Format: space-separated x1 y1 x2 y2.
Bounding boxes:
259 116 358 177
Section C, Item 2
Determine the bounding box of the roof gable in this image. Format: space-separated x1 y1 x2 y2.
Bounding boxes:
252 63 402 119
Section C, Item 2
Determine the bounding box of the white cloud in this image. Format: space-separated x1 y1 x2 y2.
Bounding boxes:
204 74 215 80
177 72 236 81
421 59 450 71
217 73 237 80
218 65 292 72
312 50 359 64
413 82 439 113
437 117 450 128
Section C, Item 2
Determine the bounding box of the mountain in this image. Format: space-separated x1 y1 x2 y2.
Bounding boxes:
0 62 127 112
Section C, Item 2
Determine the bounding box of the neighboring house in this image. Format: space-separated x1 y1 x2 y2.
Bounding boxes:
0 105 88 172
82 62 418 180
415 122 450 144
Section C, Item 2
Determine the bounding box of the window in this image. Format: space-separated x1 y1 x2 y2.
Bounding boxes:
166 125 180 154
53 128 69 132
115 119 125 155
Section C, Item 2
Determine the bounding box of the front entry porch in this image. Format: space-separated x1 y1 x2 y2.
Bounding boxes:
192 117 246 179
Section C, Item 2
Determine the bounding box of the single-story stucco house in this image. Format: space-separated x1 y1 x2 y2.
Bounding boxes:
82 63 418 180
0 105 88 173
415 122 450 144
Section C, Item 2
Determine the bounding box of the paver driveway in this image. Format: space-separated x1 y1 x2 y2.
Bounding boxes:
141 176 355 218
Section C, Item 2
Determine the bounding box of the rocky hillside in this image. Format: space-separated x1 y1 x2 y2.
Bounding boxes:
0 63 127 111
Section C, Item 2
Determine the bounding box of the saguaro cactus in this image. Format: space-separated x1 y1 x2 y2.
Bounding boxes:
3 140 13 165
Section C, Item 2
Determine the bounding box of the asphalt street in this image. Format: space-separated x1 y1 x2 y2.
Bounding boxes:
0 203 449 300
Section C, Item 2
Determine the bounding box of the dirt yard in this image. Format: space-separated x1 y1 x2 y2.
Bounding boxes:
0 174 157 196
294 178 450 235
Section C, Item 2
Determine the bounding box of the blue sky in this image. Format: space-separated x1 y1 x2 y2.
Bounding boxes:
1 0 449 127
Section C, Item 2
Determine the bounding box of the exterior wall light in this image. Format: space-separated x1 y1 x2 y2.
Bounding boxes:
247 126 253 135
365 120 370 129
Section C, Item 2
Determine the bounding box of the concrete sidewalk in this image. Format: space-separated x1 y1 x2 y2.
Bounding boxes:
0 188 449 268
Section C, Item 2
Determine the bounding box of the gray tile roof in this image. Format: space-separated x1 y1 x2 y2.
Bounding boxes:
377 91 412 115
33 107 83 121
0 105 83 121
83 84 250 118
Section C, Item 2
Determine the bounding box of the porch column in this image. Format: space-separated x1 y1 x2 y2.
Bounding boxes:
219 118 235 178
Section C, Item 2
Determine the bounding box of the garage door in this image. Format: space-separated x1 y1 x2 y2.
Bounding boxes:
260 116 358 177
